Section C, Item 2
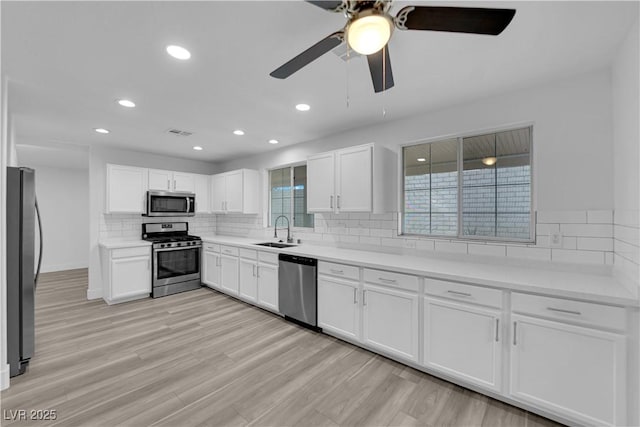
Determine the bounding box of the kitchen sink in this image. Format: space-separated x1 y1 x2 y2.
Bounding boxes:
254 242 296 248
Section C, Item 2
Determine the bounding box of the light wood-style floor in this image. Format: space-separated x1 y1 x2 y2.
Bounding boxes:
1 269 563 427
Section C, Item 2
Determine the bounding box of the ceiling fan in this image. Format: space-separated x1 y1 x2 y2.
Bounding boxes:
270 1 516 93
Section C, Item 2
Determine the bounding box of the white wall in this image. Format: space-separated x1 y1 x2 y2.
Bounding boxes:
87 146 218 299
612 20 640 292
20 166 90 273
219 69 614 212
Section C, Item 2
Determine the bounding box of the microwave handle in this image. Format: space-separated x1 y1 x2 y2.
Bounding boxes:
186 197 191 213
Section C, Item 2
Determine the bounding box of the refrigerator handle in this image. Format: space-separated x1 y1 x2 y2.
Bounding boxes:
34 197 43 288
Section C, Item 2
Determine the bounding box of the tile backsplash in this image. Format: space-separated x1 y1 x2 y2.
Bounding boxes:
613 209 640 291
214 210 618 267
99 213 216 240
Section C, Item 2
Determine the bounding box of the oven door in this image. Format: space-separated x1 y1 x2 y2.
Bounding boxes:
153 246 201 287
147 191 196 217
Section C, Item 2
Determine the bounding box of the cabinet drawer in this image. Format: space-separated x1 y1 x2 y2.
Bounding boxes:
364 269 419 292
111 246 150 259
318 261 360 281
425 279 502 309
512 293 626 331
203 243 220 252
239 248 257 260
258 251 278 265
220 245 239 256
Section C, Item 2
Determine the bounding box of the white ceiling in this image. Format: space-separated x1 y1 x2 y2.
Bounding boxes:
2 1 638 164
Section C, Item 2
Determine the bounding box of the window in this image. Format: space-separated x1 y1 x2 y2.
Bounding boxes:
269 165 314 228
402 126 532 241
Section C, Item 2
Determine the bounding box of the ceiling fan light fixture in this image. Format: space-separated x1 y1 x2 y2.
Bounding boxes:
346 12 392 55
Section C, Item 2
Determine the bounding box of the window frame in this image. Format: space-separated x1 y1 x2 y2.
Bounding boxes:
267 162 314 230
400 124 535 243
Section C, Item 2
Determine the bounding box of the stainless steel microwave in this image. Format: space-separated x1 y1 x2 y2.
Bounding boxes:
146 190 196 217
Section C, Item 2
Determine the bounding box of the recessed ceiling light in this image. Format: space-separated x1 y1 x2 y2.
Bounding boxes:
417 158 426 162
166 45 191 60
482 156 497 166
233 130 245 136
268 139 279 145
295 103 310 111
94 128 110 134
193 146 203 151
117 99 136 108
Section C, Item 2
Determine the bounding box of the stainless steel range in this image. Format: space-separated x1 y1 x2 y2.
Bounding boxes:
142 222 202 298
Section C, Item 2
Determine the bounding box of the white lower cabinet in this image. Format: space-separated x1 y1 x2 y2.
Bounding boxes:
220 254 239 295
239 257 258 303
318 275 360 340
101 245 151 304
423 297 502 392
362 283 419 362
202 249 221 290
510 313 626 427
256 261 278 312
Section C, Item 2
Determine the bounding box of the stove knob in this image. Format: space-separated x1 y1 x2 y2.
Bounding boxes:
160 244 165 248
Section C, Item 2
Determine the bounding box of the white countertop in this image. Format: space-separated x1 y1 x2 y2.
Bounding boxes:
98 239 152 249
201 235 639 307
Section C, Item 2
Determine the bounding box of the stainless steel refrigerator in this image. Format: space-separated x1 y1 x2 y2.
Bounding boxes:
6 167 43 377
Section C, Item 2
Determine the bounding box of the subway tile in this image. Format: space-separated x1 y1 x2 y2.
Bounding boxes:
415 240 435 251
506 246 551 261
380 238 405 248
614 209 640 228
435 241 468 254
577 237 614 251
535 235 550 247
370 229 393 238
338 235 359 244
348 213 370 220
468 244 506 257
359 236 381 246
605 252 614 265
561 236 577 250
551 249 605 265
537 210 587 224
535 223 560 236
348 227 370 236
403 239 417 249
614 239 640 264
560 223 613 238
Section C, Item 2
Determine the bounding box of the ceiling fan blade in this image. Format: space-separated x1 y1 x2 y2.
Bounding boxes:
367 46 394 93
395 6 515 35
270 31 344 79
305 1 345 12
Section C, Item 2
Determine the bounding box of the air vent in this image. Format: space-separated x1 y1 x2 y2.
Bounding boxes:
166 128 193 137
332 44 362 62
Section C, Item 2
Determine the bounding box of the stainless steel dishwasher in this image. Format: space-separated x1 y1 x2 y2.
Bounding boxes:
278 253 318 328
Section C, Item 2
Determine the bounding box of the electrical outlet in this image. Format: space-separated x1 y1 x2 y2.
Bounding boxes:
550 231 563 248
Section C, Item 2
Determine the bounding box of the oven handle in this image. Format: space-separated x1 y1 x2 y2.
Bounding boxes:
154 245 202 253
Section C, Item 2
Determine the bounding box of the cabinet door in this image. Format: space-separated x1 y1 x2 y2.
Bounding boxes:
173 172 196 192
224 170 244 213
362 283 419 362
148 169 173 190
510 314 626 427
106 164 148 213
211 174 226 213
424 297 502 392
220 254 239 295
257 262 278 312
318 276 360 340
239 258 258 303
202 251 221 289
307 152 335 213
194 174 210 213
111 256 151 299
336 145 372 212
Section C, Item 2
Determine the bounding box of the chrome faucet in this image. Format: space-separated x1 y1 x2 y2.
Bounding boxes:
274 215 293 243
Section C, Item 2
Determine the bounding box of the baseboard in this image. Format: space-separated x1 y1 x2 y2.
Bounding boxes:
86 287 102 300
0 363 9 390
41 262 89 273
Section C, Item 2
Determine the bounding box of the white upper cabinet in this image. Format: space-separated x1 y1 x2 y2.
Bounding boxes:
210 169 259 214
307 143 396 214
148 169 195 192
307 152 336 213
193 174 211 213
106 164 148 213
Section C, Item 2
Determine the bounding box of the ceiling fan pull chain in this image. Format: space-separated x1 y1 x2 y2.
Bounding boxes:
346 32 350 108
382 45 387 117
